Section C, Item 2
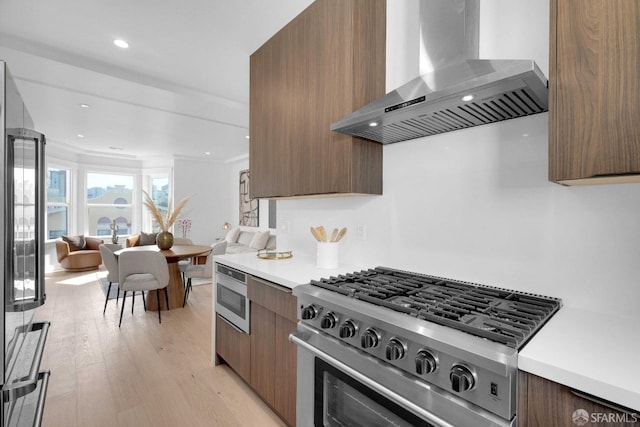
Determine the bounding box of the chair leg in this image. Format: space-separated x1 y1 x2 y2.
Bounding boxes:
142 292 147 311
156 291 162 324
187 278 193 299
182 282 188 307
103 282 112 315
164 287 169 310
132 291 135 314
116 287 120 304
119 291 127 327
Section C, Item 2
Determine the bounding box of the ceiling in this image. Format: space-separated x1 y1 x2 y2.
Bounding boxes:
0 0 314 162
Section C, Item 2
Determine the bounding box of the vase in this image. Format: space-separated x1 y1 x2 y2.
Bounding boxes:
156 231 174 250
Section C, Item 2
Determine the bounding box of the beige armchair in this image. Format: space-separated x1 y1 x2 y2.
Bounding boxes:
55 236 104 272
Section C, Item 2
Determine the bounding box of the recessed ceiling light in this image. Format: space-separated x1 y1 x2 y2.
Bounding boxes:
113 39 129 49
77 134 85 138
461 94 475 102
369 122 378 127
204 151 211 155
80 103 90 108
109 146 124 150
245 135 250 140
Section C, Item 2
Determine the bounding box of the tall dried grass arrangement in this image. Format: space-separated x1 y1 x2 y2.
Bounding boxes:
142 190 193 232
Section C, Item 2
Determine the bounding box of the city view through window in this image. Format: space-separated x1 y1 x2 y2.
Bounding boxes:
87 173 134 237
47 170 169 239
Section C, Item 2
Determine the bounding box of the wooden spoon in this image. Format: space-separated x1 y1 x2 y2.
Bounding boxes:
310 227 322 242
335 227 347 242
329 228 339 242
317 226 327 242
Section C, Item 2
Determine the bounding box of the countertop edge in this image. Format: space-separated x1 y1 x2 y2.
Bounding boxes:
213 252 365 290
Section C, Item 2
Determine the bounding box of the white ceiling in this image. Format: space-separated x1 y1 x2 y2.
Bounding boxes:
0 0 314 162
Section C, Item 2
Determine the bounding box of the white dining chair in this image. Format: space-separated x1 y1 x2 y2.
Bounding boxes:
99 244 122 314
174 237 193 281
183 240 227 306
118 250 170 327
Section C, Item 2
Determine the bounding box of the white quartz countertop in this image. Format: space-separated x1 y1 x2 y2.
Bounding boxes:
214 253 640 411
213 252 364 289
519 307 640 411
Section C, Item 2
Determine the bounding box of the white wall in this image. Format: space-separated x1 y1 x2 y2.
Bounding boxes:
262 0 640 319
173 157 231 244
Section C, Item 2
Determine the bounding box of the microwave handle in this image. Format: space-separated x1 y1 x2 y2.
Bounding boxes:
217 314 247 335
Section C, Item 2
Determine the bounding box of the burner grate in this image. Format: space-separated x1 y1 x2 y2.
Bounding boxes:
311 266 562 348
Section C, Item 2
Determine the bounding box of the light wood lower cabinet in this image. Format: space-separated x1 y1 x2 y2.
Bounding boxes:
250 303 276 406
518 371 638 426
215 314 251 383
273 314 298 425
248 276 298 427
216 273 298 426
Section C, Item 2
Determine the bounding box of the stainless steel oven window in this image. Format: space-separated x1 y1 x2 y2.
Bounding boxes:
216 284 246 319
314 358 433 427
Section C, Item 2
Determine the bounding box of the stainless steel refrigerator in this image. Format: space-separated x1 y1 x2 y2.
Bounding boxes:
1 61 50 426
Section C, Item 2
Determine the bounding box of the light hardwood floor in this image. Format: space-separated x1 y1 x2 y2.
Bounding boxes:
36 268 286 427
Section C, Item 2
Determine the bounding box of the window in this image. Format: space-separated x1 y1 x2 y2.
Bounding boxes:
47 167 69 239
87 172 134 236
149 176 169 232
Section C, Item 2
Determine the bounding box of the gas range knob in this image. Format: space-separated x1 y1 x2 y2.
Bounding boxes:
320 312 338 329
360 329 380 349
450 364 475 392
301 305 319 320
339 320 357 338
415 351 437 375
385 338 405 361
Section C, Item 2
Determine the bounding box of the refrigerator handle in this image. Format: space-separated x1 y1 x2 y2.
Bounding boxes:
5 128 47 311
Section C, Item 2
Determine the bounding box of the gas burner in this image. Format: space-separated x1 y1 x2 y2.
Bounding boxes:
311 266 561 349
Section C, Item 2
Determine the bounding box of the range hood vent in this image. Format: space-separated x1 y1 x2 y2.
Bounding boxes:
331 1 549 144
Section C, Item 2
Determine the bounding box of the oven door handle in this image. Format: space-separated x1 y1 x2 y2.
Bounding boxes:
290 331 456 427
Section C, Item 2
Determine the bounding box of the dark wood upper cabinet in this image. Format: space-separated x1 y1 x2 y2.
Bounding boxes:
549 0 640 185
250 0 386 198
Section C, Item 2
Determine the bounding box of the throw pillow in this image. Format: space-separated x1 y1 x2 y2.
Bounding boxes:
225 227 240 243
139 231 158 246
62 235 86 251
249 231 270 250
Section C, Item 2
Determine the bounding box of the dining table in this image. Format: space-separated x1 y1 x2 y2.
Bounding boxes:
114 244 212 311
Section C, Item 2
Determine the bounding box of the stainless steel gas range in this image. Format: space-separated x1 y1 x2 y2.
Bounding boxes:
290 267 561 427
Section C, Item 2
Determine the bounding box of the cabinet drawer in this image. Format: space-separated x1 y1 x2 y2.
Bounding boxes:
215 314 250 383
247 276 297 323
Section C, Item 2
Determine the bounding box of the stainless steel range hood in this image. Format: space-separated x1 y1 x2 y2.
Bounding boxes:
331 0 549 144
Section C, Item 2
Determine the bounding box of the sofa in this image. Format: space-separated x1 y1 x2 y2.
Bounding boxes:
125 229 276 254
55 236 104 272
125 231 160 247
223 228 276 254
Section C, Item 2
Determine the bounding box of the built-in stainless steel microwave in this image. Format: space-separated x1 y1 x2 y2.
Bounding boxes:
214 264 249 334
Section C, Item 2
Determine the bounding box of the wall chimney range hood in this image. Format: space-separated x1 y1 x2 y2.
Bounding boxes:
331 0 549 144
